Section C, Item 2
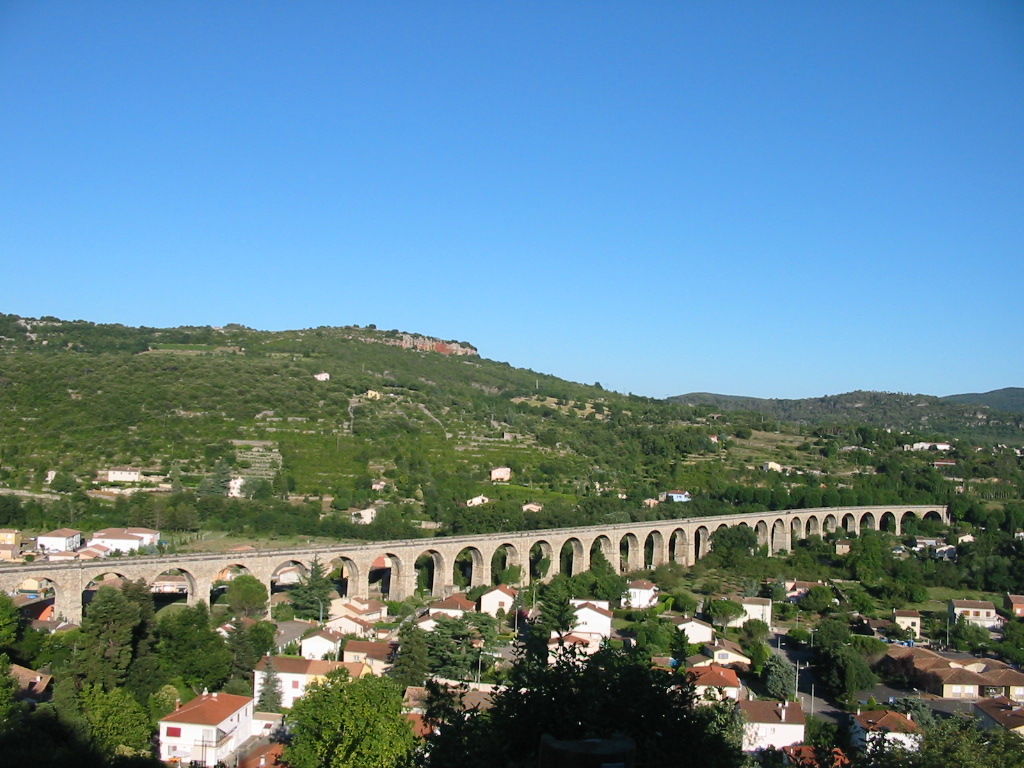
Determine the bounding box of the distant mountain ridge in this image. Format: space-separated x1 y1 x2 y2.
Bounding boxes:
667 388 1024 435
941 387 1024 414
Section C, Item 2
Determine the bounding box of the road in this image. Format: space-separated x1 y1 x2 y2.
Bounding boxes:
769 631 843 725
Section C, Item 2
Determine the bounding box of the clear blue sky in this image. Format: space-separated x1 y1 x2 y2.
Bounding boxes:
2 2 1021 399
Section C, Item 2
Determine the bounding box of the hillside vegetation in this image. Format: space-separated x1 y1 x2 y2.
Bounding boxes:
670 389 1024 440
0 313 1021 543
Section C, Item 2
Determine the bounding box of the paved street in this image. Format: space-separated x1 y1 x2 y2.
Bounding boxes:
769 631 843 725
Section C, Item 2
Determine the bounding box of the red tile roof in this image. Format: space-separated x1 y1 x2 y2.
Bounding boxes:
161 692 252 726
430 593 476 612
951 599 996 610
739 699 806 725
573 601 613 618
628 579 657 589
343 640 394 661
974 696 1024 731
853 710 919 734
688 664 740 689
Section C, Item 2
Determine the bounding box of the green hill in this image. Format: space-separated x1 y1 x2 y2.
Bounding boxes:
1 312 1018 544
668 389 1024 440
0 313 719 524
941 387 1024 414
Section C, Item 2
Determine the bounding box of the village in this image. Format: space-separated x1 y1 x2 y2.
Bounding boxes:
4 508 1024 766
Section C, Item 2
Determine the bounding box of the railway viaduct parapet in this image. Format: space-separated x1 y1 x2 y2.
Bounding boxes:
0 504 946 623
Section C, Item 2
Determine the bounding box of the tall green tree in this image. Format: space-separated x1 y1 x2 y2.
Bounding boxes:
256 657 283 714
762 653 796 701
708 599 743 630
225 574 269 619
80 685 152 757
156 602 231 693
537 575 577 638
289 556 333 621
422 647 744 768
74 587 141 690
284 672 414 768
391 626 430 688
0 653 19 730
0 595 19 652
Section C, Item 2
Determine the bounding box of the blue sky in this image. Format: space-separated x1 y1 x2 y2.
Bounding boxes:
1 2 1021 399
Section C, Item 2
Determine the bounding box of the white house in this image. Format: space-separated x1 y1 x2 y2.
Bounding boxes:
727 597 772 628
479 585 518 618
428 593 476 618
330 596 388 623
106 467 142 483
159 692 253 767
569 600 613 640
36 528 82 553
624 580 659 609
739 700 805 752
324 614 375 638
300 629 346 660
762 462 783 472
521 502 544 513
671 616 715 645
688 664 742 702
949 599 1002 630
465 495 490 507
850 710 921 752
664 490 692 503
701 639 751 668
490 467 512 482
227 476 246 498
88 527 159 553
350 506 379 525
253 656 348 709
893 609 922 638
342 640 394 675
313 372 331 381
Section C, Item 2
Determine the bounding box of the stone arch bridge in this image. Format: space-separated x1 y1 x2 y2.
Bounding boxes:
0 504 946 623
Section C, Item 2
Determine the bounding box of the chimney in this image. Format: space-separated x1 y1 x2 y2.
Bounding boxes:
856 708 861 716
174 698 181 709
906 713 912 722
212 692 218 699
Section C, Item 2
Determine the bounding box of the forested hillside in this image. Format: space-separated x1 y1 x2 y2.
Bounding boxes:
670 389 1024 440
0 313 1021 543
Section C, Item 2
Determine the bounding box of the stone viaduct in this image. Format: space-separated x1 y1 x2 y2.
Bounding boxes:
0 504 946 624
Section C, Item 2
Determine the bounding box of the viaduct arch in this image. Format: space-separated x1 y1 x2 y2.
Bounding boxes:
0 505 946 623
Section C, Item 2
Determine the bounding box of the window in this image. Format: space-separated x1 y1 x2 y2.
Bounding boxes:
165 727 181 738
292 680 300 689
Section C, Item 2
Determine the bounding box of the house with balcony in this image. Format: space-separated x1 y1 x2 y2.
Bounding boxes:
159 692 253 767
949 599 1002 630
